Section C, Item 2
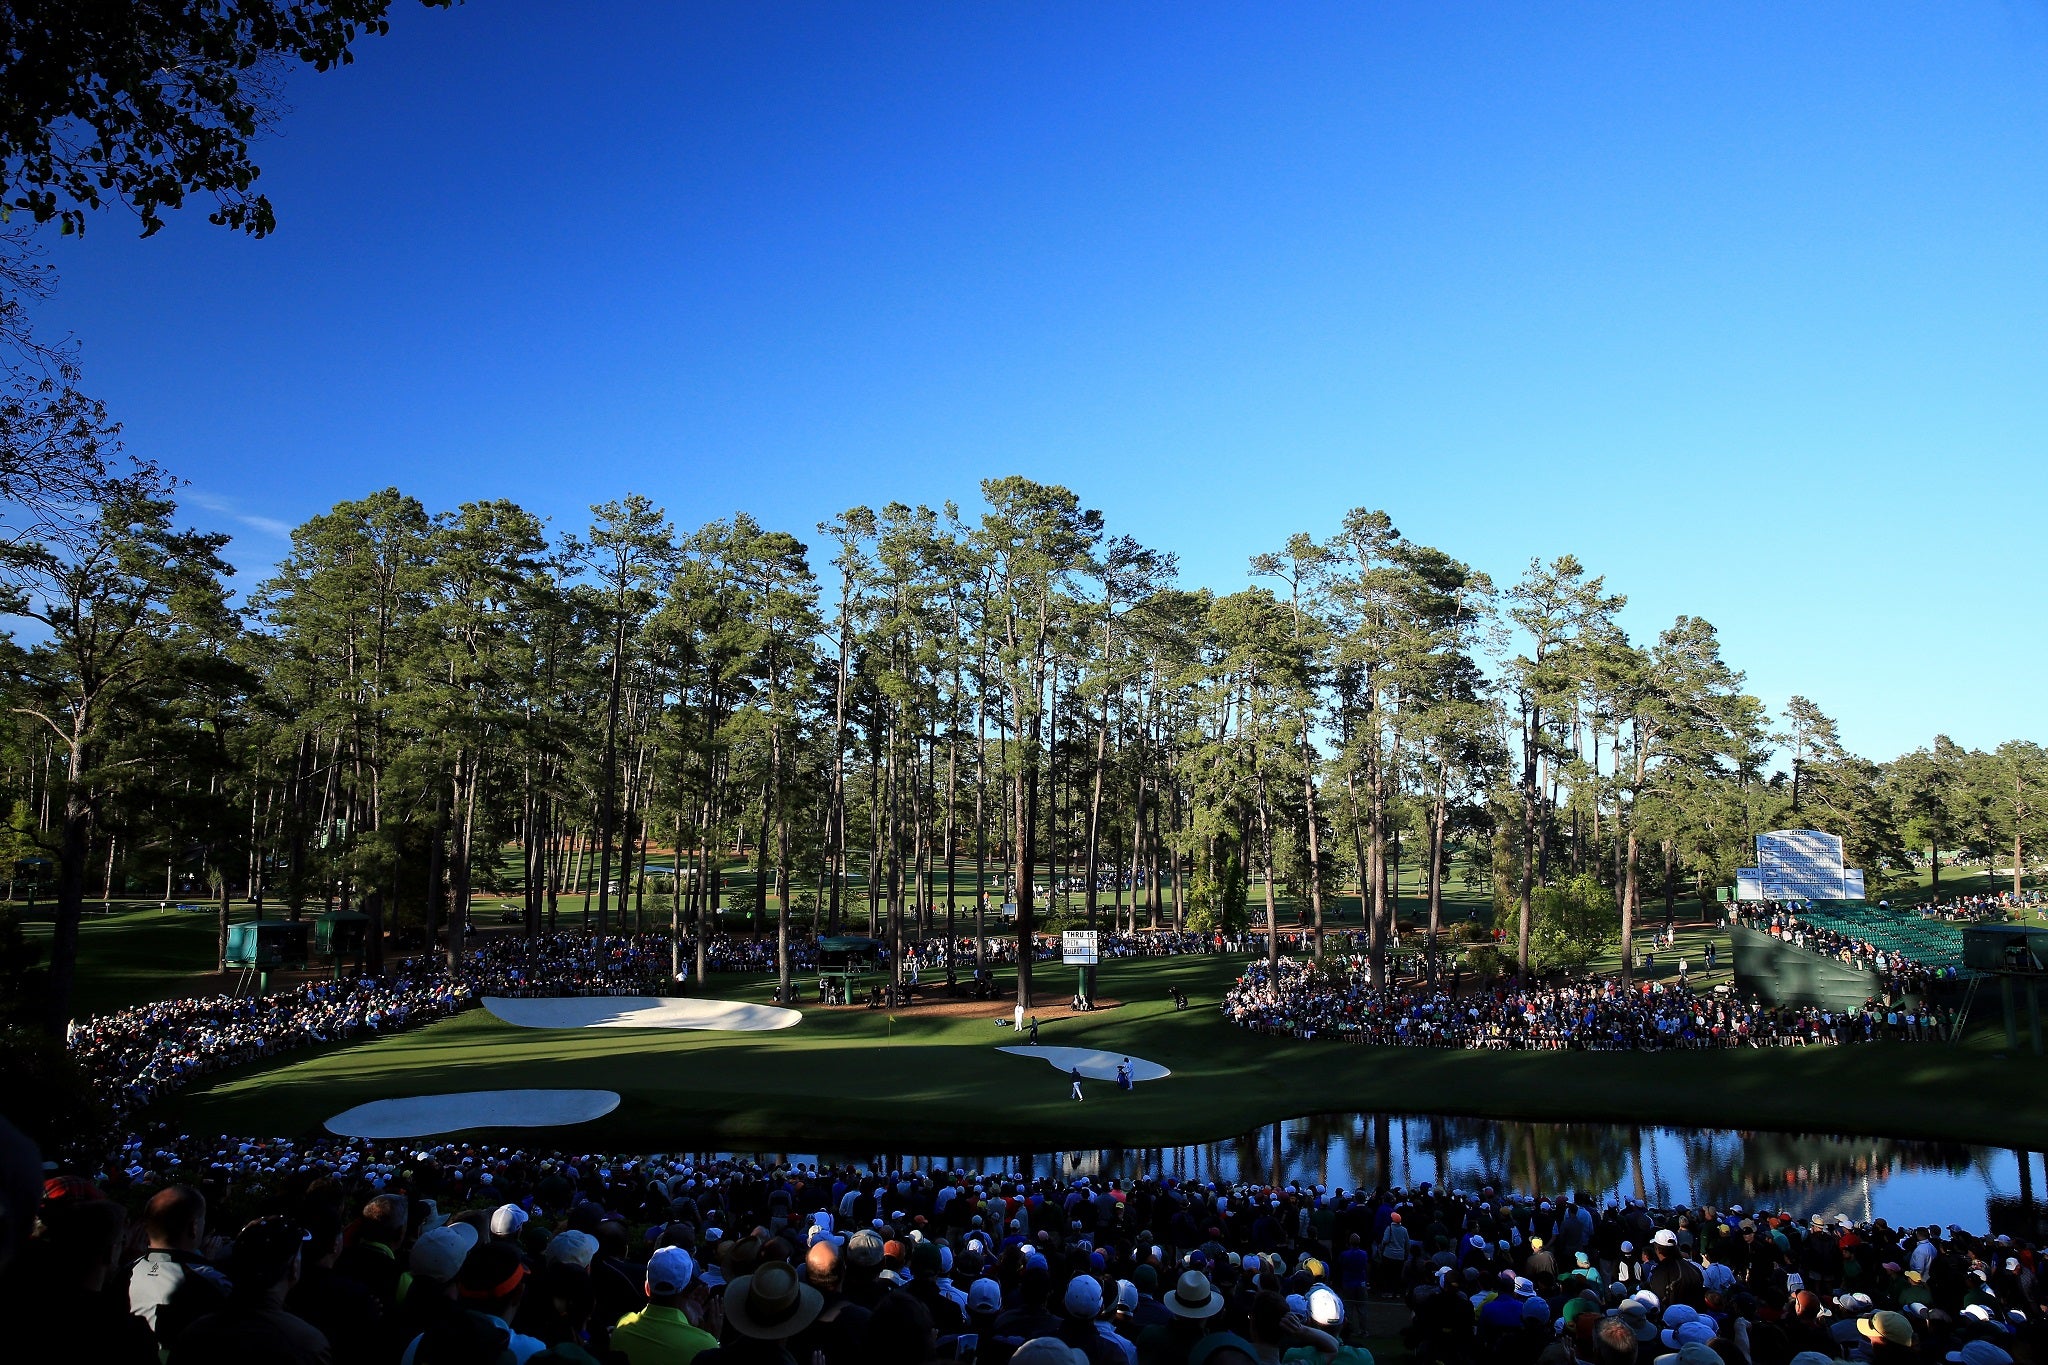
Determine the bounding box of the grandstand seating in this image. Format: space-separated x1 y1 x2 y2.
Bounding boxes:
1790 900 1970 971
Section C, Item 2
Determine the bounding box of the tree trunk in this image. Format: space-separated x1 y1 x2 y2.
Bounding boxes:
45 740 93 1031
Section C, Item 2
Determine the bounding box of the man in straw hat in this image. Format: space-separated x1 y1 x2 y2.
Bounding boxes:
715 1260 824 1363
1135 1268 1225 1365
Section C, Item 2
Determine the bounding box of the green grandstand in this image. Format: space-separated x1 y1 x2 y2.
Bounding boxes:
1789 901 1972 971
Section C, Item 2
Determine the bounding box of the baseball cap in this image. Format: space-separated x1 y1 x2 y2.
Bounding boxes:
846 1228 884 1267
411 1222 480 1282
1948 1343 2014 1365
968 1278 1004 1314
647 1246 696 1295
1859 1312 1914 1347
489 1204 527 1238
545 1230 599 1269
1065 1274 1104 1318
1651 1229 1679 1248
1663 1319 1716 1350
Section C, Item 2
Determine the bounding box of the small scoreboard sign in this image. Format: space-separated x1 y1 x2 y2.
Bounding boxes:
1062 930 1099 965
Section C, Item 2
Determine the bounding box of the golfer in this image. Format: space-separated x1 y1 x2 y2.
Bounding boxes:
1070 1066 1084 1101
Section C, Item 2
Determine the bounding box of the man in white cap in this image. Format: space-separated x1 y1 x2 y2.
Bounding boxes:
488 1204 527 1244
611 1246 715 1365
1646 1229 1704 1310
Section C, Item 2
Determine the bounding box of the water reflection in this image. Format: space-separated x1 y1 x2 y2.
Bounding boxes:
760 1115 2044 1236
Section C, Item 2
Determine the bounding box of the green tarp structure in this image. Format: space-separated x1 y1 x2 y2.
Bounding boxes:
313 910 370 958
224 920 310 971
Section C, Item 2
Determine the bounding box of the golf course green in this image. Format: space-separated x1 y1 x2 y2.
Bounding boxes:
175 952 2048 1154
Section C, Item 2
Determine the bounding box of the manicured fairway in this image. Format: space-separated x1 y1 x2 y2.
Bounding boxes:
177 953 2048 1154
17 905 238 1016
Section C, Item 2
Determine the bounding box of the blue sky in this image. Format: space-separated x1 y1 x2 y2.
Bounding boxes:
33 1 2048 761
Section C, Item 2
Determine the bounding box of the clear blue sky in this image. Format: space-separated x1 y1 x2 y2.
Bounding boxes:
34 1 2048 762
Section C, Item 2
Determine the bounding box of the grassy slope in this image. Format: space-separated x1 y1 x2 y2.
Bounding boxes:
17 905 241 1017
177 951 2048 1153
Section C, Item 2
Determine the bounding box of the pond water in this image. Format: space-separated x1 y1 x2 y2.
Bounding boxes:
770 1114 2046 1237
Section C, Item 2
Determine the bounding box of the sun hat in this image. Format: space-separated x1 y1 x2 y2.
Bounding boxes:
1663 1305 1701 1330
1948 1342 2014 1365
723 1261 825 1340
410 1223 479 1281
1671 1345 1724 1365
1859 1312 1915 1347
647 1246 695 1295
1167 1269 1224 1319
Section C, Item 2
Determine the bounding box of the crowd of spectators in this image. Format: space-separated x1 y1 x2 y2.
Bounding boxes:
5 1141 2043 1365
1219 959 1928 1050
69 965 472 1124
1728 908 1949 999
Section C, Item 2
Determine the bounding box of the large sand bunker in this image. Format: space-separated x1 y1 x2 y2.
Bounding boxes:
995 1045 1171 1082
325 1089 620 1138
482 996 801 1032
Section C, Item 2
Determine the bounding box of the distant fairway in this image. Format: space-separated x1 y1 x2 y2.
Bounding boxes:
175 953 2048 1154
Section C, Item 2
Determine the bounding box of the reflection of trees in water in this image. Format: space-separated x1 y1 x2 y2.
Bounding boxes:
986 1115 2015 1231
1681 1130 1982 1215
1159 1116 1986 1219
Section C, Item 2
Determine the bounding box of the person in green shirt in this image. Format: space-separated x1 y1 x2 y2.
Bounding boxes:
612 1247 717 1365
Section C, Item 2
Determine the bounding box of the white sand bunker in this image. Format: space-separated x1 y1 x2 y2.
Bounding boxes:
483 996 800 1032
326 1089 620 1138
997 1045 1171 1082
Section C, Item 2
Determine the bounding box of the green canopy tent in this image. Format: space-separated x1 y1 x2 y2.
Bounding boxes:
816 936 884 1005
313 910 371 976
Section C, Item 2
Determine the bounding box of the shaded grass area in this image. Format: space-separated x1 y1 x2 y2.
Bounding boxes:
16 905 239 1017
178 953 2048 1154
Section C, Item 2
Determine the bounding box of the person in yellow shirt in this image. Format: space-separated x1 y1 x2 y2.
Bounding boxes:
611 1246 717 1365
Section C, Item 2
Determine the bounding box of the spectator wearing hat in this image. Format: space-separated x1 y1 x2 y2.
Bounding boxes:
1137 1269 1225 1365
1057 1273 1126 1365
1647 1232 1704 1311
941 1275 1016 1365
999 1263 1068 1343
451 1241 546 1364
1858 1310 1919 1365
1278 1285 1365 1365
169 1216 330 1365
490 1203 530 1246
1949 1340 2015 1365
713 1259 825 1364
612 1245 716 1365
1014 1339 1091 1365
392 1221 478 1359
